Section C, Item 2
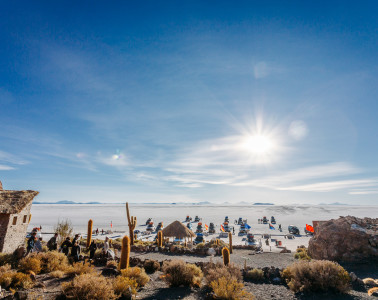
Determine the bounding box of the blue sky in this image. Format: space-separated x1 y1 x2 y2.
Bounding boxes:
1 1 378 204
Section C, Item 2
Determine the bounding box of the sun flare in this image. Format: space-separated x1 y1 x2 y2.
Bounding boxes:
243 135 274 154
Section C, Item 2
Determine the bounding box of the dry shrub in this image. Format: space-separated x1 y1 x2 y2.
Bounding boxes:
0 265 33 291
245 269 264 282
162 260 203 287
0 253 18 268
144 259 160 273
120 267 150 287
50 270 65 278
368 287 378 296
106 260 118 269
40 251 70 273
54 219 73 245
19 256 42 274
210 277 255 300
282 260 350 293
205 262 242 285
112 276 138 298
62 273 116 300
67 262 96 277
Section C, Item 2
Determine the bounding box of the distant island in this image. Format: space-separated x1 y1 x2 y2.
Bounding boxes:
253 202 274 205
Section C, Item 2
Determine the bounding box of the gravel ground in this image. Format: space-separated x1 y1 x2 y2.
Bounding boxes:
131 249 297 269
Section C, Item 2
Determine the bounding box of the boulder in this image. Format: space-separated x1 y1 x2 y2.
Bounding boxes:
206 248 216 256
308 216 377 262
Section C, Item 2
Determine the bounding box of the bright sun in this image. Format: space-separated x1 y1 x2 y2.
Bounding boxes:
243 135 273 154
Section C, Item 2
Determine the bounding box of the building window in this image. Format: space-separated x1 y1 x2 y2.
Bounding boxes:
23 215 28 223
12 216 17 225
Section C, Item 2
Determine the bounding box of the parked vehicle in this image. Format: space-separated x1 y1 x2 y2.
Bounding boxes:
145 218 153 225
288 225 300 235
196 222 204 233
271 216 276 224
194 216 200 222
262 216 268 224
146 222 156 232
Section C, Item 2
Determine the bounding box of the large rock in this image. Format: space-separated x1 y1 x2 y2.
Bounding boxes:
308 216 377 262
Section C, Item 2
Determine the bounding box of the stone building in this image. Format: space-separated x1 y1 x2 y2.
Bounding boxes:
0 181 39 253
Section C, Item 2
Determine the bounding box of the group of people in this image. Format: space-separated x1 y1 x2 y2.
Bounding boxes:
26 230 113 262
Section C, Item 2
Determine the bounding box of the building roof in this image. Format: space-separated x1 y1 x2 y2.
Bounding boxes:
162 220 196 238
0 190 39 214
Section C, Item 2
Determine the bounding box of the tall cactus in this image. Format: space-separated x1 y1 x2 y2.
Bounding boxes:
222 247 230 266
87 219 93 248
126 202 137 245
228 232 233 254
28 214 32 224
120 236 130 269
157 231 163 247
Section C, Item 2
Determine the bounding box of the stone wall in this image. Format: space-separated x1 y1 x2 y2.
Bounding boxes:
0 202 32 253
0 213 10 251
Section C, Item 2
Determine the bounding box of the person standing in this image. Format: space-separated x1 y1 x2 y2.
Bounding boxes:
71 241 81 262
26 232 37 255
89 240 97 260
103 237 109 257
47 233 58 251
34 237 43 253
72 234 80 246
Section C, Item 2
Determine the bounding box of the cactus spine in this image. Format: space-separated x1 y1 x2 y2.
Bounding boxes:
120 235 130 269
228 232 233 254
222 247 230 266
157 231 163 247
87 219 93 248
126 202 137 245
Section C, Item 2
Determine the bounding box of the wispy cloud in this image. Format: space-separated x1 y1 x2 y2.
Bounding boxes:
0 165 15 171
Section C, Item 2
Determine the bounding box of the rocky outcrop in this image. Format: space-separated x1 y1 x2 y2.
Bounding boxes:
308 216 377 262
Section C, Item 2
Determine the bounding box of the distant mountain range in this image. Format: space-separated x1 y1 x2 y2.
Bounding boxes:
253 202 274 205
34 200 102 204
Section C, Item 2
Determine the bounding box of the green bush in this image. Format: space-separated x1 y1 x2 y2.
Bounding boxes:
282 260 351 293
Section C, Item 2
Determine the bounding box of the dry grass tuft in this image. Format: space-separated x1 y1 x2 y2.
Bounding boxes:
50 270 65 278
210 277 255 300
205 262 242 285
40 251 70 273
144 259 160 273
62 273 116 300
120 267 150 287
106 260 118 269
162 260 203 287
66 262 96 277
245 269 264 282
282 260 350 293
112 276 138 298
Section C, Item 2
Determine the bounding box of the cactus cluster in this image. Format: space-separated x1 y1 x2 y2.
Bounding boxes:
222 247 230 265
126 202 137 245
87 219 93 248
157 231 163 247
120 235 130 269
228 232 233 254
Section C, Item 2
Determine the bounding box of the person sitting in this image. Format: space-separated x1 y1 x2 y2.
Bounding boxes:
47 233 58 251
61 237 72 256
